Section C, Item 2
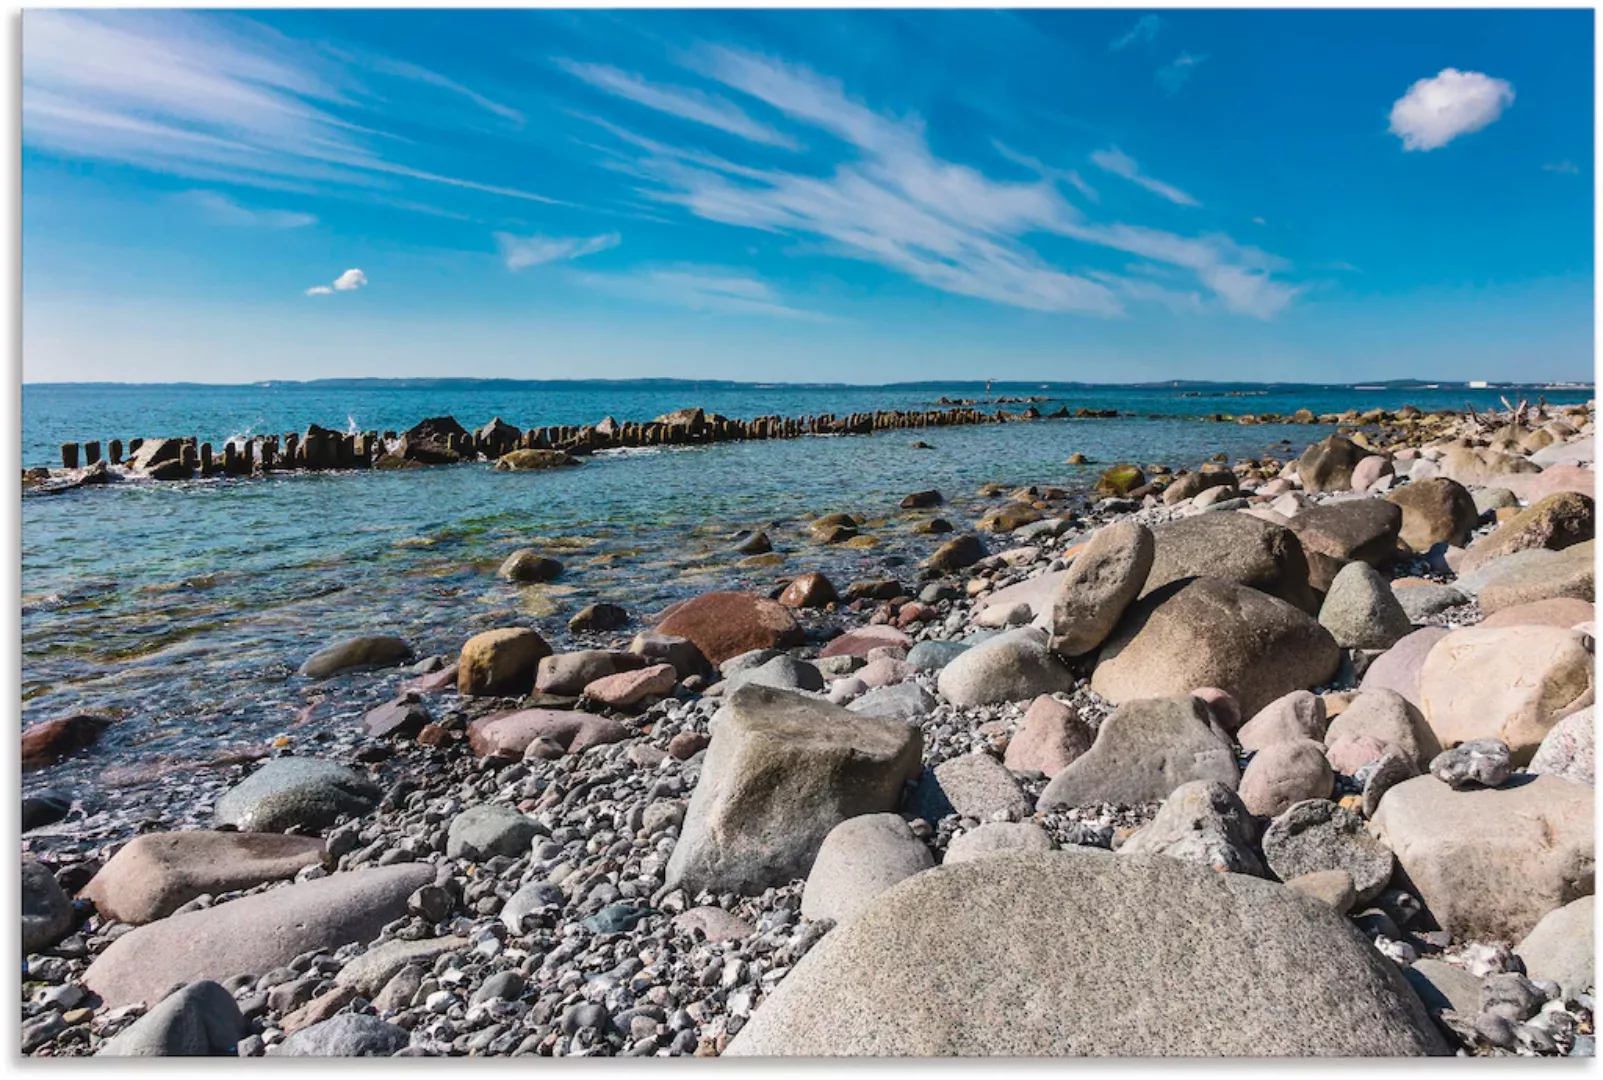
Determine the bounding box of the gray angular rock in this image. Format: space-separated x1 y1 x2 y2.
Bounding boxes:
906 640 970 672
1047 520 1154 657
97 981 245 1056
1118 780 1265 876
1319 561 1414 650
1039 696 1239 810
726 851 1449 1056
936 626 1074 707
909 753 1030 821
22 857 74 955
1285 869 1357 914
1299 434 1372 494
1516 896 1594 999
944 821 1056 865
727 655 825 694
1529 705 1596 786
1262 799 1395 904
664 685 923 896
1429 739 1513 790
275 1013 410 1057
85 864 433 1008
298 635 413 679
845 681 937 721
535 650 630 696
213 758 379 833
1285 498 1404 592
1370 774 1594 941
1405 958 1484 1018
800 814 934 925
1394 583 1469 621
1141 513 1319 614
446 805 538 861
1094 578 1341 719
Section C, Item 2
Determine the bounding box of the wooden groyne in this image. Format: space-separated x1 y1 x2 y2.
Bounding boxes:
38 403 1120 483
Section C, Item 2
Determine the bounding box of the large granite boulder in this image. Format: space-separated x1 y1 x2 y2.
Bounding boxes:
1092 578 1341 718
1459 492 1595 574
1475 543 1596 614
1141 514 1318 613
1048 521 1153 657
84 864 433 1008
1284 499 1403 592
1324 687 1441 771
1118 780 1265 876
1298 435 1372 494
1038 696 1238 809
1358 626 1449 708
1318 561 1414 650
213 758 379 833
936 626 1075 707
726 851 1448 1056
81 831 326 925
663 685 923 896
1436 446 1541 487
655 591 804 666
1417 625 1593 763
1371 774 1593 941
1386 478 1479 553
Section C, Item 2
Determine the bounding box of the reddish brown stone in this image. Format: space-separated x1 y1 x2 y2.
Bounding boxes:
779 572 838 609
819 625 913 660
655 591 803 666
22 715 111 772
466 708 628 758
668 732 710 760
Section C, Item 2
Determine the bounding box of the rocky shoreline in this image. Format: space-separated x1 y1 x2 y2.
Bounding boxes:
21 397 1597 1058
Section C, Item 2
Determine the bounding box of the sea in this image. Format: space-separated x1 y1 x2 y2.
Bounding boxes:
20 379 1593 805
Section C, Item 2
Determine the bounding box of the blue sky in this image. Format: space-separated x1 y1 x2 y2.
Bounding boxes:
21 7 1595 384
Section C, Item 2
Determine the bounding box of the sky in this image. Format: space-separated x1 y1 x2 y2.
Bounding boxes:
20 7 1597 385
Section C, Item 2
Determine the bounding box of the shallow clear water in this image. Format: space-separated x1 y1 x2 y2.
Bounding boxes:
21 380 1592 797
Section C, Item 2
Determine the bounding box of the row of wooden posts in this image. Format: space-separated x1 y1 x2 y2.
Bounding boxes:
56 403 1084 475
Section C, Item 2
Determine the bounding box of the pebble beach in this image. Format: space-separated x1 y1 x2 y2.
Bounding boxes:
20 391 1598 1059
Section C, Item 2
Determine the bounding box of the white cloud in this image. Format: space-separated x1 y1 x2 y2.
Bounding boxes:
556 59 797 149
1090 147 1199 207
1109 15 1162 53
575 265 827 320
185 189 316 228
305 268 365 296
1544 160 1579 175
576 48 1298 320
22 10 560 204
1389 68 1514 152
495 231 620 271
1156 52 1207 94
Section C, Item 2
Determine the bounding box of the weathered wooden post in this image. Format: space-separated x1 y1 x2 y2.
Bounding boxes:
128 438 144 456
180 443 199 471
108 439 123 465
283 433 300 469
199 443 214 475
60 443 78 469
83 440 101 466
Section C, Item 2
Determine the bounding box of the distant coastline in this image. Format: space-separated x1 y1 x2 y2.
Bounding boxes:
22 376 1597 391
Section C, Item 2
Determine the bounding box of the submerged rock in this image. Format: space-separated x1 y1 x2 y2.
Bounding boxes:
298 635 413 679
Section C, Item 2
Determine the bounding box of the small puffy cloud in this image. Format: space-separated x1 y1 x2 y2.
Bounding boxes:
1545 160 1580 175
1389 68 1514 152
495 231 620 271
304 269 366 296
1109 15 1162 52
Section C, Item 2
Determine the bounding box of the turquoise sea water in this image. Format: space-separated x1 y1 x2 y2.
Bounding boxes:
20 380 1592 797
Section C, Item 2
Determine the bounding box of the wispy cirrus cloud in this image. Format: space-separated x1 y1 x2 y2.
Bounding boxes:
22 10 559 205
555 59 798 149
1090 147 1199 207
1156 52 1208 94
575 265 828 320
1109 15 1162 53
183 189 317 228
495 231 620 270
1544 160 1580 175
575 47 1296 319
